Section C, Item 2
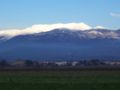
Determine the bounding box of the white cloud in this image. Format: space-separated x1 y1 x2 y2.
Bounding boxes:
110 12 120 17
94 26 107 29
0 23 92 37
0 23 109 39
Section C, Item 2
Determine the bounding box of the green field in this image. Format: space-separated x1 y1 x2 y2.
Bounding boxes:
0 70 120 90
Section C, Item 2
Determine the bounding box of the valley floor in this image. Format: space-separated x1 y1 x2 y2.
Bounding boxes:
0 69 120 90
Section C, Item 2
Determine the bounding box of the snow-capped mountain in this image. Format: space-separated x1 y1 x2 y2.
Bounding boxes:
0 28 120 42
0 28 120 61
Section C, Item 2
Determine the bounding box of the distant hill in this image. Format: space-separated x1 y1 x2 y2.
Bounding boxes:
0 28 120 61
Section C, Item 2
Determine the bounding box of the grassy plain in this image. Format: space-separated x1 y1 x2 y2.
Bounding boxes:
0 69 120 90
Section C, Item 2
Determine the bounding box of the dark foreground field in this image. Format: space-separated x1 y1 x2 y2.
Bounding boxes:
0 69 120 90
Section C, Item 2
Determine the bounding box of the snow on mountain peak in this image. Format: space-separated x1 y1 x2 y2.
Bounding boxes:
0 23 119 40
0 23 92 37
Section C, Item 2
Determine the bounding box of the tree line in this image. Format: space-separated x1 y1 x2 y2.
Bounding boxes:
0 59 112 68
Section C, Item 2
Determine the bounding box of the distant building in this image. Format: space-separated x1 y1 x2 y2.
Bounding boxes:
105 61 120 65
71 61 79 66
11 60 25 67
55 61 67 66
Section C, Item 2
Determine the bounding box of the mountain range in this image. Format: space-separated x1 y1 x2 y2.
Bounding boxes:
0 28 120 61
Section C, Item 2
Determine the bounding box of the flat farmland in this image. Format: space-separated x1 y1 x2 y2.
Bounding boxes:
0 69 120 90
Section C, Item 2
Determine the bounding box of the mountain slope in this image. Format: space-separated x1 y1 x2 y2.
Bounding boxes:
0 28 120 60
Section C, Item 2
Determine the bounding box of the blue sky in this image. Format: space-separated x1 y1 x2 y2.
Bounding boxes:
0 0 120 29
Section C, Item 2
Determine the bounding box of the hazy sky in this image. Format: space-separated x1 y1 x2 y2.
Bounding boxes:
0 0 120 29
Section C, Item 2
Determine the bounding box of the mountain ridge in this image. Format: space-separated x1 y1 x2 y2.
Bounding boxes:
0 28 120 61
